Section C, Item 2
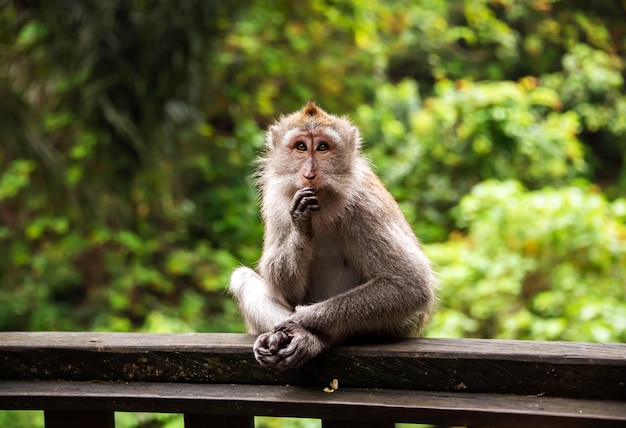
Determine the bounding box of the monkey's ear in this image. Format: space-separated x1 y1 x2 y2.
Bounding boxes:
266 125 279 148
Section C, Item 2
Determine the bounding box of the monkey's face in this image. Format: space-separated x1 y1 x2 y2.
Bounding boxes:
266 102 361 197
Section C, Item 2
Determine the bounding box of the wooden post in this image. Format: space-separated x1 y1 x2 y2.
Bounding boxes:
44 410 115 428
184 414 254 428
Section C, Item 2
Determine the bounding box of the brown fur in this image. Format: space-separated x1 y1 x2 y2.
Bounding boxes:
229 102 436 370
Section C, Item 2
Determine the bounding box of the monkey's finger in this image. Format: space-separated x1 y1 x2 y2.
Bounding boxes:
307 201 320 211
253 333 275 355
291 195 313 212
292 191 316 209
273 339 309 370
293 187 316 200
254 347 273 358
295 186 316 197
267 330 290 353
304 195 320 207
255 353 282 367
297 196 319 212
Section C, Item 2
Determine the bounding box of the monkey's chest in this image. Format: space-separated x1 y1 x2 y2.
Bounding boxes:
305 235 360 303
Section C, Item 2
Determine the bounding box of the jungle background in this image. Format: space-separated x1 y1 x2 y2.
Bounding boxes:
1 0 625 427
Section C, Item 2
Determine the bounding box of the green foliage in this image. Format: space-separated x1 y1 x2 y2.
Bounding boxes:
0 159 34 201
0 0 623 359
383 0 626 196
116 412 182 428
1 1 626 426
357 78 586 241
0 0 256 334
426 180 626 342
256 417 320 428
0 410 42 428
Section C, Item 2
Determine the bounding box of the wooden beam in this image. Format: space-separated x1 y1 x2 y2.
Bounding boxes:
0 332 624 400
1 381 625 427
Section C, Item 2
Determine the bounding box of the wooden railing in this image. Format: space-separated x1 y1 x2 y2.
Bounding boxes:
0 332 625 427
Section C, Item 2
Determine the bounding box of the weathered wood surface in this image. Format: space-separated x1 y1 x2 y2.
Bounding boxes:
1 381 625 428
1 332 625 399
0 332 624 400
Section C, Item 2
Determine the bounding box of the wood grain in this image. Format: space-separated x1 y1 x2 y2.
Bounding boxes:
0 333 624 400
1 381 624 427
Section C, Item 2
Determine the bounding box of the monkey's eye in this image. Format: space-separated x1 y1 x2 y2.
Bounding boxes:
294 141 307 152
316 142 329 152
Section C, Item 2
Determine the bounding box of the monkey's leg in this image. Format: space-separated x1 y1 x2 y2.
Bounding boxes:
229 267 293 335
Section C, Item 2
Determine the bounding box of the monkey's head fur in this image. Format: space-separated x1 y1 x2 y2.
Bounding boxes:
258 101 367 205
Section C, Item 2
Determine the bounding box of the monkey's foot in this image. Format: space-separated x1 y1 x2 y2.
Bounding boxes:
253 320 326 371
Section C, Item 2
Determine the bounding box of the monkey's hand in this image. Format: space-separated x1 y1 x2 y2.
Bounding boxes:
253 320 326 370
290 187 319 238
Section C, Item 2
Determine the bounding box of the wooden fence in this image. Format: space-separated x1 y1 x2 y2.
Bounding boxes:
0 332 625 427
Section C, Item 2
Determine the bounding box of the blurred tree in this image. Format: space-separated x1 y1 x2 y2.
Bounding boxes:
1 0 623 346
383 0 626 197
0 0 257 333
2 1 626 427
357 78 585 241
425 180 626 342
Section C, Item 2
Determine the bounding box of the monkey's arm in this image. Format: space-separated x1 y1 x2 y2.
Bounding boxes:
255 206 436 370
301 216 436 341
258 187 319 307
257 260 434 369
230 188 319 336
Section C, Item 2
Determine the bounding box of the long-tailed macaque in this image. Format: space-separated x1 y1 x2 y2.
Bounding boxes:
229 101 436 370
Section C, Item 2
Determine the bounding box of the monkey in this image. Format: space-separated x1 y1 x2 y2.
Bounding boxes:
229 101 436 370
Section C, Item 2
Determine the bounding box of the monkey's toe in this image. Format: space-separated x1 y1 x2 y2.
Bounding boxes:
267 330 290 353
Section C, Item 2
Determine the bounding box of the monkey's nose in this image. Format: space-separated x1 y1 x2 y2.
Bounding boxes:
304 174 316 180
